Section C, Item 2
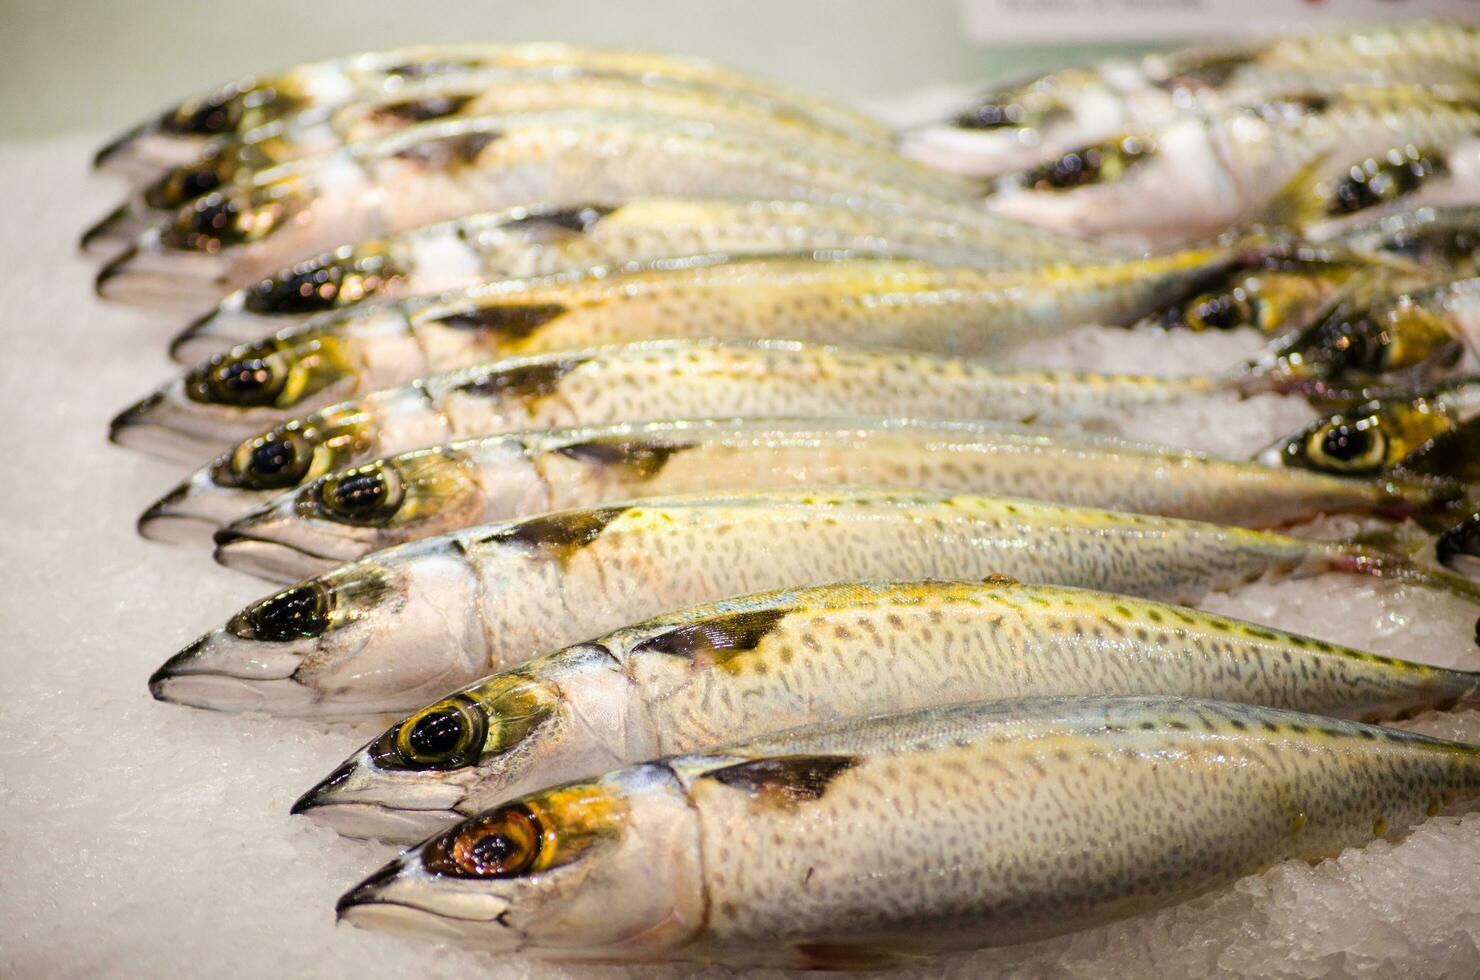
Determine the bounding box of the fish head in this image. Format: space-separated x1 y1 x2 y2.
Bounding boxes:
900 66 1139 177
149 539 487 717
986 121 1225 243
1256 289 1466 389
110 332 361 459
220 441 519 573
294 645 630 841
138 401 378 547
337 763 704 957
1258 387 1464 477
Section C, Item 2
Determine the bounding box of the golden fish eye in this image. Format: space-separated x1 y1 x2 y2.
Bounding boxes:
318 464 404 526
1025 136 1152 191
1183 290 1255 332
1329 145 1442 216
198 347 290 406
392 697 487 768
425 805 543 879
227 582 330 641
145 154 235 210
1305 418 1389 473
954 99 1030 130
165 91 242 135
243 253 394 315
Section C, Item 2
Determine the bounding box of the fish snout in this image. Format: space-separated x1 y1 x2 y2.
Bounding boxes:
82 205 146 259
147 629 320 714
292 753 467 842
337 858 521 947
137 476 246 546
214 525 342 583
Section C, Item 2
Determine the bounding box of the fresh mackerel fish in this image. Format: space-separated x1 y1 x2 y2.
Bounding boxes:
902 21 1480 178
93 111 984 305
337 695 1480 966
93 70 909 250
147 488 1480 718
109 248 1370 455
129 339 1253 536
216 418 1460 582
983 93 1480 248
94 43 890 182
297 578 1480 842
174 198 1117 356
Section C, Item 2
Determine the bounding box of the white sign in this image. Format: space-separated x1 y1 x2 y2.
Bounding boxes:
961 0 1480 45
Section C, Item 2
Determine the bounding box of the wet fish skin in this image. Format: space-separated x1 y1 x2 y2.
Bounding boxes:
113 247 1293 452
1261 376 1480 480
217 417 1459 582
174 198 1118 359
94 43 891 182
337 694 1480 965
93 111 986 306
130 339 1226 542
86 75 922 256
147 487 1480 718
296 578 1480 841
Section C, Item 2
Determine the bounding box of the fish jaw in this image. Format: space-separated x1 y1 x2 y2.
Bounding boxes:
94 125 205 184
292 747 471 841
148 541 488 717
213 528 344 582
81 202 154 259
93 230 238 310
110 377 308 463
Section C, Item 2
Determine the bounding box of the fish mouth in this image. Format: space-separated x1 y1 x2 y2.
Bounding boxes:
214 528 343 582
294 797 464 842
148 632 318 714
292 754 470 841
93 236 235 310
81 202 155 258
337 865 521 946
108 393 231 463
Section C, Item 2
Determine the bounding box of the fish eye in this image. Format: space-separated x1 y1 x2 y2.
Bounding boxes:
433 806 543 879
243 252 394 315
1182 289 1256 332
162 192 286 252
188 344 290 407
1305 418 1388 473
316 464 404 526
164 91 242 135
1023 137 1153 191
1329 145 1443 216
954 99 1030 130
227 582 330 641
215 430 317 490
144 155 235 210
379 697 488 770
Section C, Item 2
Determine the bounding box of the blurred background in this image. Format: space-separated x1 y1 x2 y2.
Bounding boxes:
0 0 1155 140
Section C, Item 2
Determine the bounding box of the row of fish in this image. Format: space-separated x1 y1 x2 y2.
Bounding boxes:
95 21 1480 969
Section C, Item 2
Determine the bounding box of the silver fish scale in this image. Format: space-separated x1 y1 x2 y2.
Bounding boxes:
670 697 1480 958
